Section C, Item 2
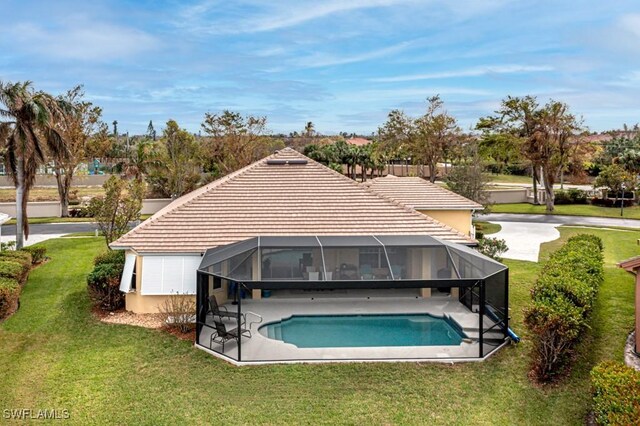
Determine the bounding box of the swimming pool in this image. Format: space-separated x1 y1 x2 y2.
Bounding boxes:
259 314 466 348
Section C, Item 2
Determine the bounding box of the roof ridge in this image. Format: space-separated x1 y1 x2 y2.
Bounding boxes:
113 149 288 244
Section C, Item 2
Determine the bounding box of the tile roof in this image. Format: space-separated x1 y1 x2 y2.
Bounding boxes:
364 175 483 210
111 148 473 253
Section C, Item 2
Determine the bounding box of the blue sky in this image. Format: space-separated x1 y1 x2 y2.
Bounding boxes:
1 0 640 135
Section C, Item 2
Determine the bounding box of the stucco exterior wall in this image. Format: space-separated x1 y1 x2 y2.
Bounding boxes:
417 209 472 236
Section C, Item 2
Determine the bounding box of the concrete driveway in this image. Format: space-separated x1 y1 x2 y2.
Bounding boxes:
490 221 562 262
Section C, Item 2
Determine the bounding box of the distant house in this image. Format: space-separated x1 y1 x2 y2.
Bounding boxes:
346 137 372 146
111 148 473 314
365 175 483 237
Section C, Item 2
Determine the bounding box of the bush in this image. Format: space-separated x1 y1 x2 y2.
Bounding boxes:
591 197 635 208
524 234 604 383
158 293 196 333
0 278 20 320
94 250 125 266
87 261 125 311
591 361 640 425
476 237 508 261
554 189 588 205
20 245 47 264
0 260 28 283
0 250 32 266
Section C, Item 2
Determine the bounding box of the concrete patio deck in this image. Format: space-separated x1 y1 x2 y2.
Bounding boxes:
197 292 506 364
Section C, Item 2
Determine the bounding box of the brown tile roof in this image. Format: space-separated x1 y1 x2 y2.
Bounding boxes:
111 148 473 253
364 175 483 210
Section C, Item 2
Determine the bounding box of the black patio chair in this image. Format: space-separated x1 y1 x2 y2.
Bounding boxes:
210 320 251 352
208 295 246 325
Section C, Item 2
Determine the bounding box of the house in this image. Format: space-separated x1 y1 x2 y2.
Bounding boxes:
365 175 483 237
111 148 509 363
112 148 472 314
618 256 640 354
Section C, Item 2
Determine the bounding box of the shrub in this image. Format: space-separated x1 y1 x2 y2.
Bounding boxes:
524 234 604 383
0 260 27 283
591 361 640 425
554 189 588 205
158 293 196 333
87 262 125 311
20 245 46 264
94 250 125 266
0 278 20 320
476 237 508 261
591 197 635 208
0 250 32 266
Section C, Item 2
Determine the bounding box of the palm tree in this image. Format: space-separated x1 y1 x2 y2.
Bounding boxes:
0 81 70 249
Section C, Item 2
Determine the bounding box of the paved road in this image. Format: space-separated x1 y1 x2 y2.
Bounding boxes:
0 222 99 236
483 213 640 229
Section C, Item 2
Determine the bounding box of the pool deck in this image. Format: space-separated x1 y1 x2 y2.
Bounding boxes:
197 293 506 364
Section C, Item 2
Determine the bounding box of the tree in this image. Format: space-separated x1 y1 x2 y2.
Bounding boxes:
146 120 200 198
378 97 461 183
304 121 315 138
88 176 144 247
147 120 156 141
445 141 491 207
0 81 70 249
482 96 582 211
413 96 461 182
200 110 269 176
53 85 105 217
594 164 636 200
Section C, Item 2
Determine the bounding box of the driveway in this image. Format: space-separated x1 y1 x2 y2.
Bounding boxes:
489 221 561 262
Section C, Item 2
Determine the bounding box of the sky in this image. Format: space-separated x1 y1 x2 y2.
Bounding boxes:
1 0 640 136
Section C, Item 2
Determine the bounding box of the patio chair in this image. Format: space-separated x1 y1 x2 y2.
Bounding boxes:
210 320 251 352
208 295 246 326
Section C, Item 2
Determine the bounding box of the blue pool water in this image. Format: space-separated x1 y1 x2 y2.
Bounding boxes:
260 314 466 348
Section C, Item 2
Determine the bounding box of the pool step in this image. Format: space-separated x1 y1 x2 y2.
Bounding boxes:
267 324 283 340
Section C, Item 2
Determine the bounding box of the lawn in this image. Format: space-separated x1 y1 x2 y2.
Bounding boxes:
0 229 636 425
474 221 501 235
492 203 640 219
4 214 153 225
487 173 534 184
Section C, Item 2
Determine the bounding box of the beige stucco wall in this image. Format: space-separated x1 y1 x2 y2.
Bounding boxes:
417 209 472 236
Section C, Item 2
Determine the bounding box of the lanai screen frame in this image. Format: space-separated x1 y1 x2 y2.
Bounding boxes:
195 235 509 363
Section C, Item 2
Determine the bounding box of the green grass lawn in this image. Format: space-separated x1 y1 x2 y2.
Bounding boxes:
4 214 153 225
492 203 640 219
474 221 502 235
0 230 636 425
487 173 535 184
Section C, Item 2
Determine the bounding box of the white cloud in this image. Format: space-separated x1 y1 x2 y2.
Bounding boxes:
6 21 158 61
370 64 554 82
293 40 417 68
181 0 418 34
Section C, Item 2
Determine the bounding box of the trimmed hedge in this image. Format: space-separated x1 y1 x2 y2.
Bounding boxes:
524 234 604 383
0 260 28 283
21 245 47 264
94 250 125 266
554 189 588 205
0 277 20 320
591 361 640 425
0 250 33 266
88 250 126 311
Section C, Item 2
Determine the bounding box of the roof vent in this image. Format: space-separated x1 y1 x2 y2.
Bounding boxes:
266 159 308 165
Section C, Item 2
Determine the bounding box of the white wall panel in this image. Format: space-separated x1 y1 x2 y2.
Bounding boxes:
140 255 201 295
